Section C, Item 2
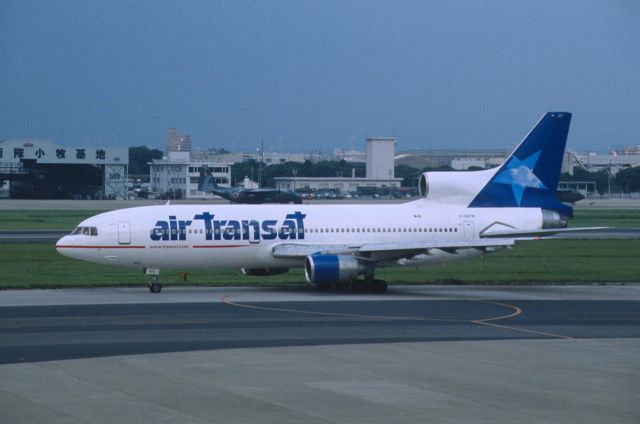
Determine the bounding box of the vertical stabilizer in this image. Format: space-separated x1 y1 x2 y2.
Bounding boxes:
469 112 572 217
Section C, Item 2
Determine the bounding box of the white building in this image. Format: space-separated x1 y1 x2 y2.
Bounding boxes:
333 148 366 162
451 158 488 170
274 176 402 193
206 152 307 165
581 153 640 174
149 151 231 199
275 136 402 193
366 137 395 179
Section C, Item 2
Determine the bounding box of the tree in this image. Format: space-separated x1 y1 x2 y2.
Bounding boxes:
394 164 421 187
129 146 163 176
615 167 640 193
560 168 618 195
230 159 366 187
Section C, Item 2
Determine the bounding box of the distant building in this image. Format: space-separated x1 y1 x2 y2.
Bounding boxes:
206 151 307 165
274 176 402 193
0 138 128 199
166 128 192 153
395 149 508 170
149 151 231 199
333 148 366 163
239 177 259 189
366 137 395 179
580 152 640 174
612 145 640 155
451 158 488 170
275 136 402 193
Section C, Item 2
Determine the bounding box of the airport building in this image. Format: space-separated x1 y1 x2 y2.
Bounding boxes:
580 153 640 174
149 151 231 199
395 149 509 170
275 137 403 193
0 138 128 199
166 128 192 153
204 151 307 165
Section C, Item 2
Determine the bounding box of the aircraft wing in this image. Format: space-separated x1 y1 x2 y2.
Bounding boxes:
272 238 515 259
248 188 280 194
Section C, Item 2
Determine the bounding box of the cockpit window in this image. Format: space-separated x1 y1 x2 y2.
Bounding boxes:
71 226 98 236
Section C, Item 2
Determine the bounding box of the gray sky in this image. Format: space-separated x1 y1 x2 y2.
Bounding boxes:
1 0 639 153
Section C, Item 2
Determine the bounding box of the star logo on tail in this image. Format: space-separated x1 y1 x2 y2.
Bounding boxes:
493 151 546 205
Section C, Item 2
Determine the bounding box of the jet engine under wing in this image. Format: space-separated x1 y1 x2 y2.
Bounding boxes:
272 239 516 259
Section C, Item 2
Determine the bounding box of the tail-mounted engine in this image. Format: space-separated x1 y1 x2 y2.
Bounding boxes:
418 169 495 203
541 209 568 228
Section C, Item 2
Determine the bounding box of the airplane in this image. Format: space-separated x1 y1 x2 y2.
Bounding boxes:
56 112 603 294
198 167 303 204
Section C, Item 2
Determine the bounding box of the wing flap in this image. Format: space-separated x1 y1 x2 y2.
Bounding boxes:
272 239 515 258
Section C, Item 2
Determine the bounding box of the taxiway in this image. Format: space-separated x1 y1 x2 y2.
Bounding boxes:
0 285 638 423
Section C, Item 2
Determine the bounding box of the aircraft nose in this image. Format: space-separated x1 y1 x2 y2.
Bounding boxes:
56 235 74 257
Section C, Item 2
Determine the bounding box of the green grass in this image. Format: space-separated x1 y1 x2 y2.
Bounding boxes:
0 210 108 231
571 209 640 228
1 239 638 289
376 239 640 284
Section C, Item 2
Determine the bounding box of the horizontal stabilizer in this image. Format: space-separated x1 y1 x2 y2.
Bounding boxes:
480 227 609 239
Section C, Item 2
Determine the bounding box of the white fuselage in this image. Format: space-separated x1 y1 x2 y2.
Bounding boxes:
56 199 543 270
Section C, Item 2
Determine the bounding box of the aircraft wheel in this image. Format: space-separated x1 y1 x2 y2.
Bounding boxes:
149 283 162 293
350 280 368 293
371 280 388 294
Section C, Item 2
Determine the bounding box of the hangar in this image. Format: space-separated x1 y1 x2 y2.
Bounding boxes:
0 138 128 199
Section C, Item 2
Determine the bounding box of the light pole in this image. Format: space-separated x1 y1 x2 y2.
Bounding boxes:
608 157 612 197
292 169 297 191
257 139 264 188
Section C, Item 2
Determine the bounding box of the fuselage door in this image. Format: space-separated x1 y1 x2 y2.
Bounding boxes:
463 221 475 241
118 222 131 245
248 223 261 244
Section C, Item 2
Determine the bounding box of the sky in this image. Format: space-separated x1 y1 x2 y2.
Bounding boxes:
1 0 639 153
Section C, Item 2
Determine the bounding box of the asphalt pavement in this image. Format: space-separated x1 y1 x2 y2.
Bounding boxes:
0 285 638 423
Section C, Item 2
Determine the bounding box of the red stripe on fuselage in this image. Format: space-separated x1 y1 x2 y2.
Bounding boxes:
55 245 146 249
192 245 250 248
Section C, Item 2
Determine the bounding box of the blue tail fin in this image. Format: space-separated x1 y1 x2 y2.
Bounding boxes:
468 112 572 217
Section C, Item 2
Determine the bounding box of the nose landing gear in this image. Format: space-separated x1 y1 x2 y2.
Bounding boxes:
145 268 162 293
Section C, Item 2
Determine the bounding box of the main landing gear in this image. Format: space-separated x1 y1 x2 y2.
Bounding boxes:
350 263 387 293
145 268 162 293
349 279 388 294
